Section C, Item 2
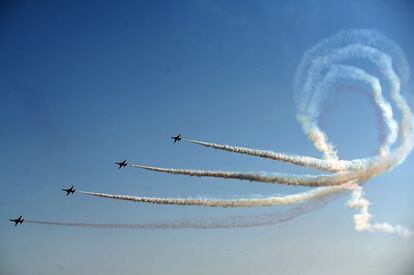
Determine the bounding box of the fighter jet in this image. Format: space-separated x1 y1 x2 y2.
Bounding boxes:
62 186 75 196
115 160 128 169
171 134 182 143
9 216 24 226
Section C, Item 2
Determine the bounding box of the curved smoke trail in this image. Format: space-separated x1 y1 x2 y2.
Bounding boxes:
74 29 413 237
131 164 345 187
183 138 363 172
79 187 347 207
26 193 339 229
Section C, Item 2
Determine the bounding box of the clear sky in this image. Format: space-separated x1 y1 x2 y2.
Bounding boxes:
1 1 414 274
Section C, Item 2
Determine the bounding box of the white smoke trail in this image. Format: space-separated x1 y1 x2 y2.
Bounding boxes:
79 187 348 207
294 29 410 118
130 157 407 188
184 138 363 172
79 29 413 237
25 196 336 229
311 63 398 156
130 164 349 187
346 185 413 238
294 29 414 236
295 31 410 159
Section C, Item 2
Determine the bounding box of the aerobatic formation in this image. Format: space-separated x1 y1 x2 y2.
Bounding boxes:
16 29 414 237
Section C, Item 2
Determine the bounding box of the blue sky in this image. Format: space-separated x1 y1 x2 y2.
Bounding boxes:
1 1 414 274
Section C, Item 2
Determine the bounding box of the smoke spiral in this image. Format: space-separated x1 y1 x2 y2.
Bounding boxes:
42 29 414 237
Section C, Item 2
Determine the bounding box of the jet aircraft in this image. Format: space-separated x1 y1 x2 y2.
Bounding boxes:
62 186 75 196
115 160 128 169
9 216 24 226
171 134 182 143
